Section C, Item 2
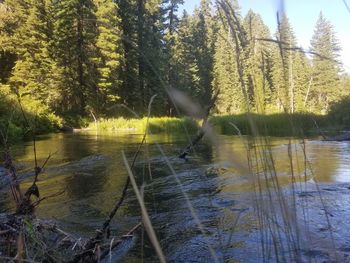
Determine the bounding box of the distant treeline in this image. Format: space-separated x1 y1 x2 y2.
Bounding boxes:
0 0 349 123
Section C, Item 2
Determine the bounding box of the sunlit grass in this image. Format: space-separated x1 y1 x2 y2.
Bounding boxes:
88 117 199 134
88 113 341 137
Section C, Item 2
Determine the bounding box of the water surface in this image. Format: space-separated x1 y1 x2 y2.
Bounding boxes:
4 132 350 262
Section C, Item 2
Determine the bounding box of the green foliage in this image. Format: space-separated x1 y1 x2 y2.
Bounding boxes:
243 10 273 113
89 117 199 134
0 85 62 142
91 0 123 112
211 113 332 137
0 0 347 129
329 96 350 128
309 12 342 112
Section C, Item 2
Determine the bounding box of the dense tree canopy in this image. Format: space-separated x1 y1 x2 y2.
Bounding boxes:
0 0 348 123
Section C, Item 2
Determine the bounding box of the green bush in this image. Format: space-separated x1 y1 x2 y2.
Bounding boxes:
0 85 62 142
328 96 350 128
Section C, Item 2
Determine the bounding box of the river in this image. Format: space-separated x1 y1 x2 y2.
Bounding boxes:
2 132 350 262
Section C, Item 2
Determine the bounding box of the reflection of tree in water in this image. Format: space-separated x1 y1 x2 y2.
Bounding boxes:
60 136 108 200
308 143 340 182
60 135 97 161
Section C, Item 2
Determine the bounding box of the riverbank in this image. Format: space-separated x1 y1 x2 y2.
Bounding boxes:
86 113 343 137
1 98 347 143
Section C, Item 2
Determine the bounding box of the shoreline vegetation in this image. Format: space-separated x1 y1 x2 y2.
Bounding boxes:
84 113 342 137
2 110 349 142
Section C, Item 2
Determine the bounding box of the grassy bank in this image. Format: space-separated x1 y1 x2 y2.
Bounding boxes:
210 113 339 137
0 86 62 142
88 117 200 134
88 113 342 137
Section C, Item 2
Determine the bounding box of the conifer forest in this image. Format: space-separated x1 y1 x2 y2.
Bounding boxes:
1 0 349 126
2 0 350 262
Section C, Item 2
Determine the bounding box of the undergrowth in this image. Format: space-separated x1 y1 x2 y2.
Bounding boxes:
0 85 62 142
87 113 342 137
88 116 199 134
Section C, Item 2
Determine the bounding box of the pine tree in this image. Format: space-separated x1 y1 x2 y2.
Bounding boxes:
162 0 184 115
0 0 62 109
172 0 217 109
117 0 140 113
243 10 273 113
192 0 217 106
310 12 341 113
213 23 243 114
52 0 97 115
215 0 257 113
13 0 55 98
120 0 166 114
142 0 167 114
93 0 123 113
293 51 311 112
0 1 18 84
270 13 298 112
172 11 199 101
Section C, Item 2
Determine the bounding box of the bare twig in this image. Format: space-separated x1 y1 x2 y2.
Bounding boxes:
100 222 142 260
100 95 157 235
31 189 66 207
255 38 341 64
179 89 220 159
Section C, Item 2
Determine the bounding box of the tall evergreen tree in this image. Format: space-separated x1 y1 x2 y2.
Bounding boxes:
213 19 243 114
293 51 311 112
10 0 56 102
162 0 184 115
271 13 297 112
173 11 198 98
172 0 217 108
193 0 217 105
93 0 123 113
309 12 341 113
215 0 256 113
117 0 139 113
0 0 18 84
243 10 273 113
52 0 97 114
143 1 167 114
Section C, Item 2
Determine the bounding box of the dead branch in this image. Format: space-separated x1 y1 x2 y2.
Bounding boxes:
179 90 220 159
255 37 340 64
31 189 66 208
98 222 142 260
67 222 142 263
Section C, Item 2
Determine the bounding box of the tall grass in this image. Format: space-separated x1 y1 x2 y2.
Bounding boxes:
211 113 338 137
88 116 199 134
87 113 342 137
